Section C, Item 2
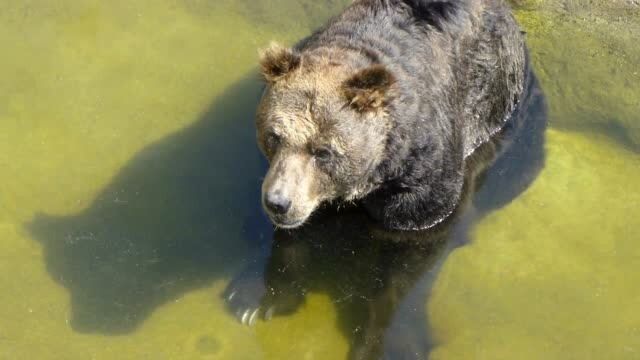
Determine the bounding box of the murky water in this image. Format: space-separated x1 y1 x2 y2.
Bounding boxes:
1 1 639 359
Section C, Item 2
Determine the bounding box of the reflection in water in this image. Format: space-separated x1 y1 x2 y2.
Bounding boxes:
27 76 273 334
225 68 547 359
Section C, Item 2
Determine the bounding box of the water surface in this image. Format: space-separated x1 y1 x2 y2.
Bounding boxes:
1 1 639 359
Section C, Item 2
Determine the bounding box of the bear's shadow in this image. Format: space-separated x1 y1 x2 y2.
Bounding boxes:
27 75 273 334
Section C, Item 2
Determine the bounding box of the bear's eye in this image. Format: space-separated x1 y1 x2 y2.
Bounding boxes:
265 132 281 150
312 146 333 162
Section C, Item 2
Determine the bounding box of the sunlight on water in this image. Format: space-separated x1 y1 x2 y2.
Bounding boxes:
0 0 638 359
429 130 640 359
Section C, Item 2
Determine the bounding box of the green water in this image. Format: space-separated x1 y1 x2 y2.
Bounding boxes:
1 1 639 359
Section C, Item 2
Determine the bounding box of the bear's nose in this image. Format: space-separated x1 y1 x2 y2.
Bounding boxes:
264 191 292 215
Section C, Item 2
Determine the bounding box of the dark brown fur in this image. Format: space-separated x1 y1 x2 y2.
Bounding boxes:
257 0 527 230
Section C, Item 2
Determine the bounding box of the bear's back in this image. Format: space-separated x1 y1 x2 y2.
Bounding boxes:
297 0 526 158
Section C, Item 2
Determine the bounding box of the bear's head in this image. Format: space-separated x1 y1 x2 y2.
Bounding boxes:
256 43 396 228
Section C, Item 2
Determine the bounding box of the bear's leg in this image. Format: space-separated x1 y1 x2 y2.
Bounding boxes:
223 233 309 325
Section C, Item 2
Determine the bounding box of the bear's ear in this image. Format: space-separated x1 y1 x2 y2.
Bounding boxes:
342 65 395 113
259 42 301 83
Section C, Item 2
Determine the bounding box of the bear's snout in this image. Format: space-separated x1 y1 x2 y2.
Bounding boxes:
260 152 327 229
264 190 292 215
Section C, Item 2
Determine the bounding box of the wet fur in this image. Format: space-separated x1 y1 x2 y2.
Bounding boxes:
258 0 526 230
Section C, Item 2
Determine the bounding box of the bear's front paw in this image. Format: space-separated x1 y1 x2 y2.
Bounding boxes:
223 271 306 326
223 270 271 326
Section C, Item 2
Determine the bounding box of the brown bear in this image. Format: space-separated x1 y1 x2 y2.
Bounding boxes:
226 68 547 358
256 0 527 230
